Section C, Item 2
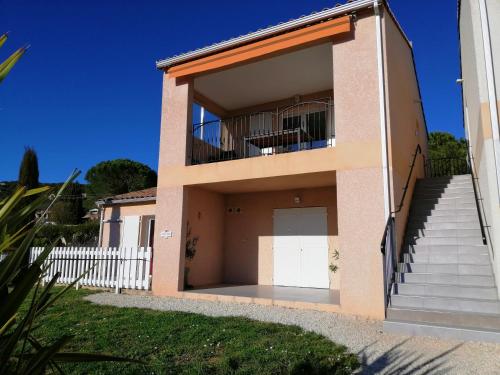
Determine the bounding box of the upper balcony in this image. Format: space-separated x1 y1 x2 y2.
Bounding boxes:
189 42 335 165
191 98 334 164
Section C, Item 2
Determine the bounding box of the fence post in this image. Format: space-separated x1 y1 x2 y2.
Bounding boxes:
75 247 80 290
115 247 123 294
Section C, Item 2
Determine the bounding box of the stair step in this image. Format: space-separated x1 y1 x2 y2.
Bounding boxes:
383 319 500 344
409 214 479 224
410 208 477 216
411 202 476 211
394 282 498 300
413 195 474 203
386 307 500 332
414 184 474 196
406 236 484 246
406 228 482 238
387 174 500 343
419 175 471 183
402 252 490 265
390 294 500 314
407 221 480 230
405 244 489 255
397 272 495 287
414 181 473 188
398 262 493 275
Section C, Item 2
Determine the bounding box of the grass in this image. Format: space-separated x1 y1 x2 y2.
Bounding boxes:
23 288 359 374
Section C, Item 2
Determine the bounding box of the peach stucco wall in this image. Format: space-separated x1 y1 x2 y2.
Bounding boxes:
332 13 386 318
185 187 225 287
222 187 339 289
101 202 156 247
152 74 193 295
383 12 428 255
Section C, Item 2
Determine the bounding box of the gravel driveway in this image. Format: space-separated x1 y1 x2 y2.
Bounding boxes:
86 293 500 374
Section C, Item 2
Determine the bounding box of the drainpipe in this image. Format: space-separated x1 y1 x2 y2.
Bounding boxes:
478 0 500 201
97 204 104 247
374 0 392 219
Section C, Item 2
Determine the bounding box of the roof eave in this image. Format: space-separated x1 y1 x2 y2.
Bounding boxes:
96 196 156 206
156 0 378 70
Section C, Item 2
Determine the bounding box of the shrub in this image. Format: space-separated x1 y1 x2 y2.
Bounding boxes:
32 221 99 247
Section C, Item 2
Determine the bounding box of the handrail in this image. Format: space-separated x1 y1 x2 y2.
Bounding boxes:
380 143 423 253
380 216 393 255
466 144 488 246
393 144 422 214
380 143 423 311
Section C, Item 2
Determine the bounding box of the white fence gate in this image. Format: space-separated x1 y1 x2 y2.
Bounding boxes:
30 247 153 292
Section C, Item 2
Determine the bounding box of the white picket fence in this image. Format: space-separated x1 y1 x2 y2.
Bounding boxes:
30 247 153 292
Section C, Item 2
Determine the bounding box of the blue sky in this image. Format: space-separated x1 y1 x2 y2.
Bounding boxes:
0 0 463 182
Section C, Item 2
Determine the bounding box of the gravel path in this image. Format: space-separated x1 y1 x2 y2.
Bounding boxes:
86 293 500 374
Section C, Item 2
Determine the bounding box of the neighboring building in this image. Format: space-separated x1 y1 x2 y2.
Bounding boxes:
96 188 156 248
82 208 99 221
459 0 500 297
151 0 428 320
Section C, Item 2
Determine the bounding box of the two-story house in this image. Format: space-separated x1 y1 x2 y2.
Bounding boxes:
151 0 428 320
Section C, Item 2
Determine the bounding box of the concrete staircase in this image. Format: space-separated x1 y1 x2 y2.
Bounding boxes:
383 174 500 343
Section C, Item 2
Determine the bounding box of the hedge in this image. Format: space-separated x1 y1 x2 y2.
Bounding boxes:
33 221 99 247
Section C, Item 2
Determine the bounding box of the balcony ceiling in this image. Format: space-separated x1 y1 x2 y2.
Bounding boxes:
194 42 333 111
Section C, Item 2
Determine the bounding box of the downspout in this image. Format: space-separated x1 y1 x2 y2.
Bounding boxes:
98 204 104 247
374 0 392 219
479 0 500 201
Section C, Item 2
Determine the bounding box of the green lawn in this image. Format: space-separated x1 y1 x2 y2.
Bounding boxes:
25 288 359 374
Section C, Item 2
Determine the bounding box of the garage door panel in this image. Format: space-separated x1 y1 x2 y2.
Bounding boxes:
299 247 329 288
273 246 300 286
273 207 329 289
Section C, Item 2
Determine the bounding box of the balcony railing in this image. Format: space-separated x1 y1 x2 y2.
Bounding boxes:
191 99 334 164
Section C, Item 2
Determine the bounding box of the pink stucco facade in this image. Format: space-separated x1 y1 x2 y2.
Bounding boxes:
100 202 156 247
151 6 427 319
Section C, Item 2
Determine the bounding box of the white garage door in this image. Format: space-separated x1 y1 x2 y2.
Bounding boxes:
273 207 329 288
121 216 140 248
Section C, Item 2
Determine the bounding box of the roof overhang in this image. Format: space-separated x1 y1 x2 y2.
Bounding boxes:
156 0 378 71
164 16 351 79
96 196 156 206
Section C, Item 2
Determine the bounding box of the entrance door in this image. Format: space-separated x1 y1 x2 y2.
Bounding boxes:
273 207 329 288
121 216 140 248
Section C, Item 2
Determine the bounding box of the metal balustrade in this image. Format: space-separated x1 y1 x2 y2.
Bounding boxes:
191 99 334 164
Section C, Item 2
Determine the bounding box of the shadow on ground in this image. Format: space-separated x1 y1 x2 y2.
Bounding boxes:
358 339 462 374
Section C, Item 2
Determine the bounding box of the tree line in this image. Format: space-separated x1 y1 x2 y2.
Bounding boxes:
1 148 157 226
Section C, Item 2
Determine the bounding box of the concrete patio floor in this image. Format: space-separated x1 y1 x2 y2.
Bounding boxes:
184 284 340 305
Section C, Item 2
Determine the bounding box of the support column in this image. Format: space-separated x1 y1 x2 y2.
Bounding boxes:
152 73 193 295
332 14 387 319
337 169 386 319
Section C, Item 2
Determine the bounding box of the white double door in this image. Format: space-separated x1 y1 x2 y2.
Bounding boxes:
121 216 140 248
273 207 329 289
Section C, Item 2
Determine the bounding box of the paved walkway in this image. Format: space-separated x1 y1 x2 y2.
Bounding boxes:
86 293 500 374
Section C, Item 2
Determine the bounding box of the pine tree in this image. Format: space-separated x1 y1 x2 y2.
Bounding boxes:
18 147 39 189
